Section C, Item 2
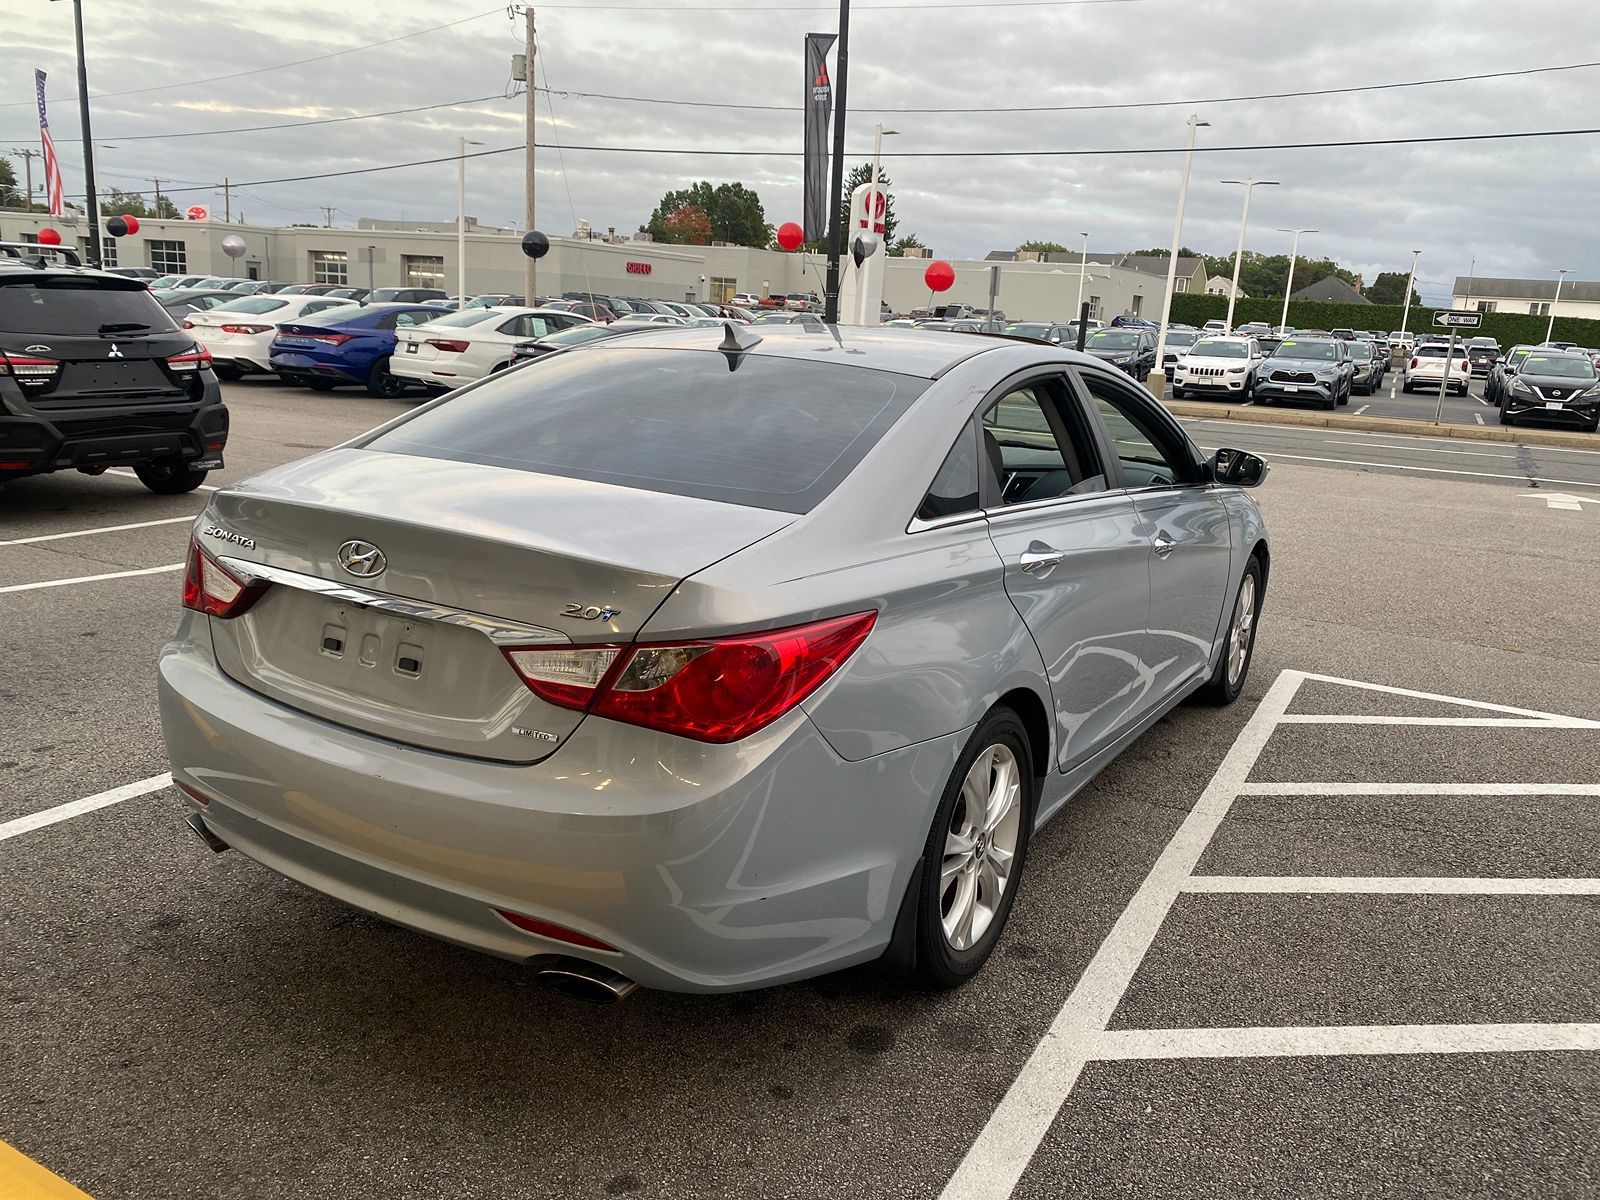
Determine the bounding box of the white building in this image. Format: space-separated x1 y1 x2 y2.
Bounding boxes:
1453 276 1600 318
1205 274 1245 298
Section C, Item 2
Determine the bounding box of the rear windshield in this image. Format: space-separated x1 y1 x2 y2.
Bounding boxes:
0 277 177 335
364 347 928 513
418 309 501 328
212 296 289 315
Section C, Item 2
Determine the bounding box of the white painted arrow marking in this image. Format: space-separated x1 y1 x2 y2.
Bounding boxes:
1522 490 1597 511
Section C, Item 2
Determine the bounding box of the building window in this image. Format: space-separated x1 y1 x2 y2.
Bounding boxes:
709 275 736 303
79 236 116 267
403 254 444 289
148 239 186 274
1088 294 1103 320
310 250 348 285
1529 301 1550 316
1175 278 1187 292
1130 294 1144 315
1474 300 1497 313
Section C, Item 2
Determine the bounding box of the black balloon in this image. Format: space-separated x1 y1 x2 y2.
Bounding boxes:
106 215 129 238
520 230 550 259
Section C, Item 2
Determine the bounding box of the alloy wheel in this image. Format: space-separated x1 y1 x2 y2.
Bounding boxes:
940 744 1023 951
1227 573 1257 687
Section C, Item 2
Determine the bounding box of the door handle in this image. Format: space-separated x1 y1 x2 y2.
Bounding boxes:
1020 548 1067 573
1153 534 1176 559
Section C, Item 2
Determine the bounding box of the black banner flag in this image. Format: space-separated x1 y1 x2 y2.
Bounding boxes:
803 33 837 242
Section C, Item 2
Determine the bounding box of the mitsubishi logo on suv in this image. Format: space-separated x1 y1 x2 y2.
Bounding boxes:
107 344 124 358
336 539 387 578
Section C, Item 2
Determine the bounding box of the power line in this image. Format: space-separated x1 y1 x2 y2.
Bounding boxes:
0 8 504 108
535 58 1600 115
531 0 1148 7
65 125 1600 204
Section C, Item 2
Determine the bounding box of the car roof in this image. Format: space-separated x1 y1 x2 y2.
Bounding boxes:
1191 335 1251 344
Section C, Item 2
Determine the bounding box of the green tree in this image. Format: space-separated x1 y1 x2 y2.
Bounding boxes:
806 163 899 252
1017 240 1068 255
100 186 178 220
646 181 769 247
1366 270 1421 306
893 231 926 256
0 157 21 209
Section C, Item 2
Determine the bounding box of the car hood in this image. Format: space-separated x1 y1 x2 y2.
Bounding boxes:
1514 372 1596 391
1265 356 1339 370
1085 345 1138 359
1179 355 1249 368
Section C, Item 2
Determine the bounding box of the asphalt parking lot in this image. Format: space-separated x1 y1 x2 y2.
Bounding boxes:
2 378 1597 1199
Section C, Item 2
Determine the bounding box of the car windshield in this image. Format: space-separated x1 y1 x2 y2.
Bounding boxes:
0 277 177 334
1004 323 1051 338
1522 355 1596 379
1089 331 1139 349
365 348 928 514
419 309 501 328
536 324 629 348
1271 340 1338 361
1190 339 1248 358
1347 343 1373 360
210 296 289 315
1166 332 1201 347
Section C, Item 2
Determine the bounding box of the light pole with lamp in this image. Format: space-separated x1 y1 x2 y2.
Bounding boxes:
1546 269 1568 343
457 136 483 309
1219 178 1277 332
1277 227 1317 331
1151 113 1208 398
1399 248 1421 343
1074 231 1090 325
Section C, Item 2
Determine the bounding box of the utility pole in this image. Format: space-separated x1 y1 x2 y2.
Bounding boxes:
822 0 851 324
11 148 39 211
523 5 537 302
320 206 336 228
221 177 230 223
145 177 164 218
69 0 103 267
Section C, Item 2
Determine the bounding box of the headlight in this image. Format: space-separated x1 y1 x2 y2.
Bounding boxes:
1114 356 1132 365
1226 367 1245 375
1510 377 1533 394
1582 383 1600 397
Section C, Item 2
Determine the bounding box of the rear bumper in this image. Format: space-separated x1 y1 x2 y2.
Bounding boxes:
0 385 227 479
158 617 960 993
268 351 367 384
389 357 471 387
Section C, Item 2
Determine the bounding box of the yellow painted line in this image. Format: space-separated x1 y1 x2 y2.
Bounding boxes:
0 1140 95 1199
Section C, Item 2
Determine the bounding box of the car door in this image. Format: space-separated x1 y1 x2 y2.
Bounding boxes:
977 373 1154 769
1073 367 1234 707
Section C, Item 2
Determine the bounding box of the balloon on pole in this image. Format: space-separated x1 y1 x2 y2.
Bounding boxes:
105 214 140 238
776 222 804 252
36 227 62 246
520 229 550 260
924 261 955 292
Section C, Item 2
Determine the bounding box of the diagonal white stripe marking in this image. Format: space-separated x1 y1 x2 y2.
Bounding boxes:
1240 781 1600 796
0 563 183 594
1277 715 1600 727
1185 875 1600 895
0 773 172 843
1094 1022 1600 1061
0 515 196 547
1296 672 1600 721
937 669 1307 1200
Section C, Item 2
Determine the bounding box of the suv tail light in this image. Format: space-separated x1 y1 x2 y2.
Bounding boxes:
501 612 877 743
167 346 212 372
220 323 273 335
427 339 470 353
182 538 266 619
0 351 61 383
1410 357 1418 370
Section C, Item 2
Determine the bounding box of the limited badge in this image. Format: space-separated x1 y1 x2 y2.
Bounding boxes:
192 457 224 471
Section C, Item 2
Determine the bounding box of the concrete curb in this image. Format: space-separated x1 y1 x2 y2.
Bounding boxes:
1162 400 1600 451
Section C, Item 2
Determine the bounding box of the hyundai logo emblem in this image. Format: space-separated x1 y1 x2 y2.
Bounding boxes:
336 539 387 578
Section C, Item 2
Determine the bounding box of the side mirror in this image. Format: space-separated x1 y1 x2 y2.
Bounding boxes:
1210 447 1268 488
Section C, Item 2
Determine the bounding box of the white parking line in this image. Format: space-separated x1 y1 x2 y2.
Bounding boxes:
106 467 220 493
1354 404 1370 415
0 563 184 594
1181 419 1600 456
1277 715 1598 727
0 515 196 547
1266 451 1600 490
940 669 1600 1199
0 773 172 843
1326 440 1514 458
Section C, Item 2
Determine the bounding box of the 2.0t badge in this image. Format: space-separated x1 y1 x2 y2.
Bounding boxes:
337 540 387 578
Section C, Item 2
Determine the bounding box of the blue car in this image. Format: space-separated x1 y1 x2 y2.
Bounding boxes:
269 303 440 396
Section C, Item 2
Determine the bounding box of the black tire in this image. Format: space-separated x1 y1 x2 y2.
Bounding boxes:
307 378 338 393
366 356 406 398
1322 397 1337 411
1401 380 1412 393
1586 415 1599 434
912 708 1037 989
1196 553 1263 706
213 363 243 382
134 460 210 495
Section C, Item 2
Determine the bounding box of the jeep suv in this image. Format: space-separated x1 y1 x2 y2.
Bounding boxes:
0 244 227 494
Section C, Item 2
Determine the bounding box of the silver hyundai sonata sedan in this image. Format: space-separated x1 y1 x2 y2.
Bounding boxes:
159 324 1269 998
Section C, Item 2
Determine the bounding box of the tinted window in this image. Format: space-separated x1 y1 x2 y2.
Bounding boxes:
1271 340 1339 361
1089 330 1140 349
0 278 177 334
365 348 928 514
1076 370 1193 488
423 309 501 329
1522 355 1596 378
981 382 1106 505
918 421 980 521
1190 339 1248 358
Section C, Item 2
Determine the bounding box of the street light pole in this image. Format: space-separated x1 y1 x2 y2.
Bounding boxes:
1075 231 1089 323
1220 178 1277 332
1546 269 1568 343
1277 227 1317 331
1151 113 1208 397
1399 248 1420 340
457 136 482 310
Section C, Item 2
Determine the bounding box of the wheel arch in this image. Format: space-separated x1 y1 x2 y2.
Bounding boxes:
992 685 1052 782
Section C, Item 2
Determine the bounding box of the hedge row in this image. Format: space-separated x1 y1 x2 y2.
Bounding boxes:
1166 294 1600 349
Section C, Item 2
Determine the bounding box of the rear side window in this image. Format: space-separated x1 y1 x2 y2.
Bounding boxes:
918 422 980 521
365 348 927 514
0 278 176 334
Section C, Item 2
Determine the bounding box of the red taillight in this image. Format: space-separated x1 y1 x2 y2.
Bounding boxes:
174 780 211 807
181 319 195 329
0 351 60 382
167 346 212 372
493 909 619 953
427 338 470 353
220 323 272 335
501 611 877 744
307 331 353 346
1409 357 1418 370
181 537 265 619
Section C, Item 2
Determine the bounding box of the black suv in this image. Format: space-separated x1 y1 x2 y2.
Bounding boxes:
0 244 226 494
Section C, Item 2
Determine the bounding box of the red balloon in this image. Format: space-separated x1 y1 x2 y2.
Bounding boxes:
776 221 804 252
36 227 62 245
121 214 140 235
924 260 955 292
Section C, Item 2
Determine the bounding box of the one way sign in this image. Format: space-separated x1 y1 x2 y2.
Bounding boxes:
1433 310 1484 328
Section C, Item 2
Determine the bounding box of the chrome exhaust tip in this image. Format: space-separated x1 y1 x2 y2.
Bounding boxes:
530 955 639 1004
185 812 231 854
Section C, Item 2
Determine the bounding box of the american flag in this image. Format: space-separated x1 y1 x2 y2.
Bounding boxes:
35 69 64 217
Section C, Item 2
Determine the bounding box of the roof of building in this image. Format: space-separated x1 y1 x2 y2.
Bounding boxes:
1454 276 1600 302
1118 254 1204 279
982 250 1204 278
1289 275 1372 304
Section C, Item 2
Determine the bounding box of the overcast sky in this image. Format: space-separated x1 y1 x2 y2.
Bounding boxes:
5 0 1597 303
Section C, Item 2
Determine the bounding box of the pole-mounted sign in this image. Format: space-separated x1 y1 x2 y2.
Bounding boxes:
1433 310 1483 329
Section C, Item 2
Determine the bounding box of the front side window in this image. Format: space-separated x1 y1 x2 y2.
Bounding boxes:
980 381 1106 506
1075 370 1193 489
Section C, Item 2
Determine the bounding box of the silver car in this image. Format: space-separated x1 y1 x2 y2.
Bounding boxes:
159 326 1269 999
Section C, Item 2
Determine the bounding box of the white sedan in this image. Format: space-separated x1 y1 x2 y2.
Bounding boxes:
390 307 593 389
189 294 358 379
